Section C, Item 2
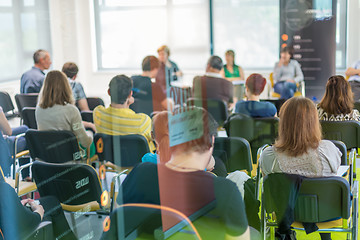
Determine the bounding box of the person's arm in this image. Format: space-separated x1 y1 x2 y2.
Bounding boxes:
294 61 304 83
345 67 360 77
220 68 226 78
0 110 12 135
259 146 277 176
82 121 96 132
70 107 92 149
273 62 282 83
77 99 90 111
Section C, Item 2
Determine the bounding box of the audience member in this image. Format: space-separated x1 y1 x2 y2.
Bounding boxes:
220 49 245 81
345 59 360 100
193 56 234 105
62 62 96 132
93 75 155 152
235 74 277 117
36 70 93 156
20 49 52 94
157 45 183 83
62 62 90 111
273 47 304 99
0 178 76 240
260 97 341 176
318 75 360 121
116 108 250 239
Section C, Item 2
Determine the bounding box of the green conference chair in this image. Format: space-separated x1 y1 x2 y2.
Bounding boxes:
320 120 360 151
213 136 252 175
224 113 279 163
186 98 229 127
261 173 358 240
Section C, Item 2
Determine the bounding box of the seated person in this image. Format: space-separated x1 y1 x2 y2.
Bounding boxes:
220 49 245 81
235 74 277 117
345 58 360 100
193 56 234 106
114 108 250 239
260 97 341 240
62 62 90 111
0 106 29 179
0 180 77 240
317 75 360 121
62 62 95 132
36 70 93 156
93 75 155 152
131 56 168 115
273 47 304 99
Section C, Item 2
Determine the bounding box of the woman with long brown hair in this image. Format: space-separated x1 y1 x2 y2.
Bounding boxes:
318 75 360 121
260 97 341 177
36 70 92 154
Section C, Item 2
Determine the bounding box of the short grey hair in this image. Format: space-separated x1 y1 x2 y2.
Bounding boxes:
207 56 223 71
33 49 48 64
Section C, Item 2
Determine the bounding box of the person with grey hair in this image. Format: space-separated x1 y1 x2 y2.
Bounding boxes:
20 49 52 93
193 55 234 105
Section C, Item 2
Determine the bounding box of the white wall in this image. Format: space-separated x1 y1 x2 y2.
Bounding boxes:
2 0 360 103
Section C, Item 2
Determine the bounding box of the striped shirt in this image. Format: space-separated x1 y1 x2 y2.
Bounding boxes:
93 106 155 152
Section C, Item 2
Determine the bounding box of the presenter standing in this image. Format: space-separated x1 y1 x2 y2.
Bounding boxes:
157 45 183 83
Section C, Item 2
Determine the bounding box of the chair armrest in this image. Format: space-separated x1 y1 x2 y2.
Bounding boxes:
15 150 29 159
15 162 34 194
349 148 357 186
110 169 128 211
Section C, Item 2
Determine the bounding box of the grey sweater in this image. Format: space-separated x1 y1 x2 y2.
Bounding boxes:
273 59 304 83
35 104 92 148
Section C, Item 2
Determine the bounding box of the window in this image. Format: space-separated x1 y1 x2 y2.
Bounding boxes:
94 0 347 71
94 0 210 70
213 0 279 69
0 0 51 82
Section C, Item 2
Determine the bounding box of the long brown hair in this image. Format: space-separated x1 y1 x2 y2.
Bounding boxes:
318 75 354 115
274 97 322 157
39 70 74 109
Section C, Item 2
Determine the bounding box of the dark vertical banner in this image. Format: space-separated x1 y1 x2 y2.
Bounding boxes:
280 0 337 101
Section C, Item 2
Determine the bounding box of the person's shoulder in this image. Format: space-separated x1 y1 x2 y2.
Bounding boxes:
319 140 338 151
290 59 300 65
93 105 106 113
136 112 151 122
132 162 158 175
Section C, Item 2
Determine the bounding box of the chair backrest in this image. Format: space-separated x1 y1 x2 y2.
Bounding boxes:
0 91 16 115
263 173 351 223
22 107 37 129
14 93 38 117
25 129 83 163
320 120 360 149
81 111 94 123
260 99 286 115
187 98 228 126
31 161 102 206
130 98 153 117
329 140 347 165
225 113 279 163
94 133 150 167
86 97 105 111
213 137 252 173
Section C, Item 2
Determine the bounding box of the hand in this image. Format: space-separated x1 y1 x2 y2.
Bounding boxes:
286 79 295 83
21 199 44 220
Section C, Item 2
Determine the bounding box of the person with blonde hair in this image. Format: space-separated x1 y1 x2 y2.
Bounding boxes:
318 75 360 121
220 49 245 81
36 70 92 154
260 97 341 177
157 45 183 83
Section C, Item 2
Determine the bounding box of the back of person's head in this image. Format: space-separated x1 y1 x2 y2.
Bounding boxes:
207 56 223 71
142 56 160 71
62 62 79 79
39 70 74 109
274 97 322 157
153 108 218 162
246 73 266 96
157 45 170 56
33 49 48 64
319 75 353 115
109 75 133 104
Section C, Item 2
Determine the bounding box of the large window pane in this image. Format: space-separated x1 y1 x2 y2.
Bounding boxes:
213 0 279 69
95 0 210 70
0 13 17 79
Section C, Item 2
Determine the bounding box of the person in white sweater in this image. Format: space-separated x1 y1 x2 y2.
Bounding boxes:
36 70 92 154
